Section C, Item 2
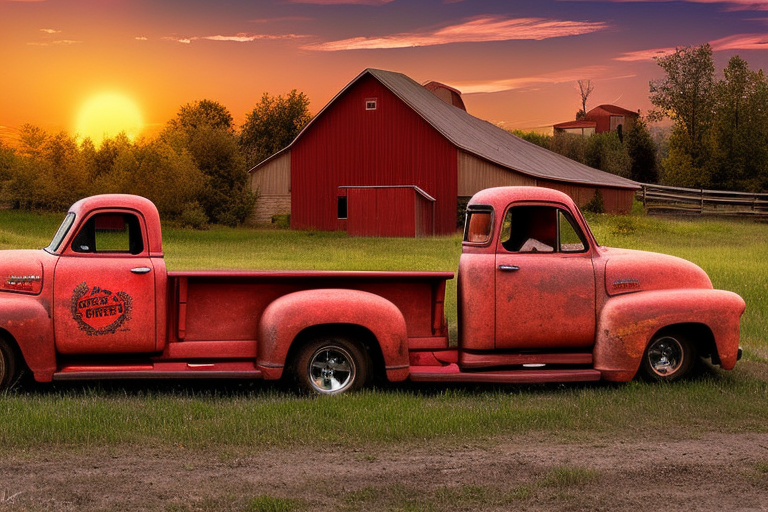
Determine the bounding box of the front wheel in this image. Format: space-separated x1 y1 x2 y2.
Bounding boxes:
293 337 370 395
640 332 696 382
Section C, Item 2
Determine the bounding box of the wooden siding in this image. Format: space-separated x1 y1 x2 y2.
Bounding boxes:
291 74 458 235
458 152 633 214
251 152 290 195
539 180 634 214
458 151 536 196
249 152 291 224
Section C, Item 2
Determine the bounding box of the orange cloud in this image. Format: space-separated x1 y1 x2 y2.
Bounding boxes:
304 15 610 51
615 33 767 61
582 0 768 12
288 0 394 4
447 66 632 94
614 47 676 61
710 33 768 50
162 32 306 44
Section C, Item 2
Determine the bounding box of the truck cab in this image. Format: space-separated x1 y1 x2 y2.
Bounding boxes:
445 186 745 382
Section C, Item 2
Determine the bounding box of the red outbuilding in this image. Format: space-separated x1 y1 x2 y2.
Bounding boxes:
250 69 639 236
554 104 640 136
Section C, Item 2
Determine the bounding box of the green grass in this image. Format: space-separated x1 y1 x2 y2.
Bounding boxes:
0 208 767 451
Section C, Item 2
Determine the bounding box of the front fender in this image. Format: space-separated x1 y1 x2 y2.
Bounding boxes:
594 289 745 381
257 289 409 381
0 295 56 382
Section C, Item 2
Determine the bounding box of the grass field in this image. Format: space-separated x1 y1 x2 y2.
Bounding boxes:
0 207 766 452
0 207 767 512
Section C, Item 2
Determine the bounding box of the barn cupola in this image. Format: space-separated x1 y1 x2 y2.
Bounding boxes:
423 81 467 111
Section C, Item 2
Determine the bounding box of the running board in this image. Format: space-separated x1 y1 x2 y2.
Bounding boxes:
409 364 601 384
53 361 262 381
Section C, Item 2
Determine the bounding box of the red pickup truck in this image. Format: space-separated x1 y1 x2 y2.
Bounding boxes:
0 187 745 394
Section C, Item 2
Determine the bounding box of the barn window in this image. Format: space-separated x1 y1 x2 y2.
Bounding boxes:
337 196 348 219
365 98 377 110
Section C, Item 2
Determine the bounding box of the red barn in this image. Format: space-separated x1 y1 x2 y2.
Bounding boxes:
554 104 640 136
250 69 639 236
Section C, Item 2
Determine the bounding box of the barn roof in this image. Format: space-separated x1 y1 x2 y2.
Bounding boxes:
553 120 597 129
588 104 639 118
252 68 639 190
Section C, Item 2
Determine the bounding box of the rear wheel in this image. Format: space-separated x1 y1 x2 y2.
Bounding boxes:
0 338 19 392
640 332 696 382
293 337 370 395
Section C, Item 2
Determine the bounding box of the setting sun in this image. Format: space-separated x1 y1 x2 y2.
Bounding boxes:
75 93 144 146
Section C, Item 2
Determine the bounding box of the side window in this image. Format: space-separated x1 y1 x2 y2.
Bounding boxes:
464 209 493 244
71 213 144 255
558 210 586 252
500 206 586 253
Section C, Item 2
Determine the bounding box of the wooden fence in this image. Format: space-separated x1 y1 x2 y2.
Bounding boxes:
639 184 768 217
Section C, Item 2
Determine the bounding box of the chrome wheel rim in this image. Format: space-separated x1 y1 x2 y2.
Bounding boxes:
308 345 356 394
647 336 684 376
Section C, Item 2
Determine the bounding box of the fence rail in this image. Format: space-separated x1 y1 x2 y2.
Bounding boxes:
640 184 768 217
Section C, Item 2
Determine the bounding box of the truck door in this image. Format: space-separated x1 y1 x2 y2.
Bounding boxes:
494 205 595 349
53 211 157 354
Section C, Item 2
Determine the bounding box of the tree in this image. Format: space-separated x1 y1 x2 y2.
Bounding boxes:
649 44 715 166
240 90 311 169
162 100 256 225
577 79 593 120
706 57 768 191
169 99 234 132
625 118 658 183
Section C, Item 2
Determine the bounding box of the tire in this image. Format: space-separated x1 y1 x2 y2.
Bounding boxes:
293 336 370 395
640 332 696 382
0 338 18 392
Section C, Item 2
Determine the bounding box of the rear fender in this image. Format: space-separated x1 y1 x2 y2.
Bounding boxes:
0 296 56 382
595 289 745 381
257 289 409 381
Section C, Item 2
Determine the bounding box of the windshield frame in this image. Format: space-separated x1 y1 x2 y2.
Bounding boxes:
44 212 76 254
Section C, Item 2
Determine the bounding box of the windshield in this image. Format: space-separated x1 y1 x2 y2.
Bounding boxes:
45 212 75 253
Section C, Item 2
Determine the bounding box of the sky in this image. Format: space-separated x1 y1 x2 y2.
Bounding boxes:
1 0 767 145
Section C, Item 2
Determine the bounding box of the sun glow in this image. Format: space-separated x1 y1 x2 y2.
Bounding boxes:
75 93 144 146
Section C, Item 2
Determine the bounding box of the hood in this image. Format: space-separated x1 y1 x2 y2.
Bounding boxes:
0 250 45 295
601 247 712 297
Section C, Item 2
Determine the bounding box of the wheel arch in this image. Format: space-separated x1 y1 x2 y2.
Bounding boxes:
0 298 56 383
257 289 409 382
595 289 744 381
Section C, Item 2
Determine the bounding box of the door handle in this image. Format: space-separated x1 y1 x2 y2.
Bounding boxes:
498 265 520 272
130 267 152 274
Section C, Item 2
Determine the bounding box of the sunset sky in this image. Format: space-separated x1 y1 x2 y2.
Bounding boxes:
1 0 766 145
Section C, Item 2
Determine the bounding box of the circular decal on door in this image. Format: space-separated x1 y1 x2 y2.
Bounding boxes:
71 282 133 336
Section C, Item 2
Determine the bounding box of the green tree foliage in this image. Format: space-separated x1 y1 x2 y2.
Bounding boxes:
625 118 658 183
705 57 768 191
650 46 768 191
649 44 715 166
2 125 89 210
169 99 234 132
240 90 312 169
162 100 256 226
95 138 206 224
584 132 630 178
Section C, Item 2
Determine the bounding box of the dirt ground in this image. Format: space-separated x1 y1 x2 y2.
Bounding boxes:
1 432 767 511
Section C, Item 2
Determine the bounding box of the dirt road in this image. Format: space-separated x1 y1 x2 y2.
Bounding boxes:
1 432 767 511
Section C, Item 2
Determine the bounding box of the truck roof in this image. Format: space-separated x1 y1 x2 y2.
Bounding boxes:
467 186 576 210
68 194 163 257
